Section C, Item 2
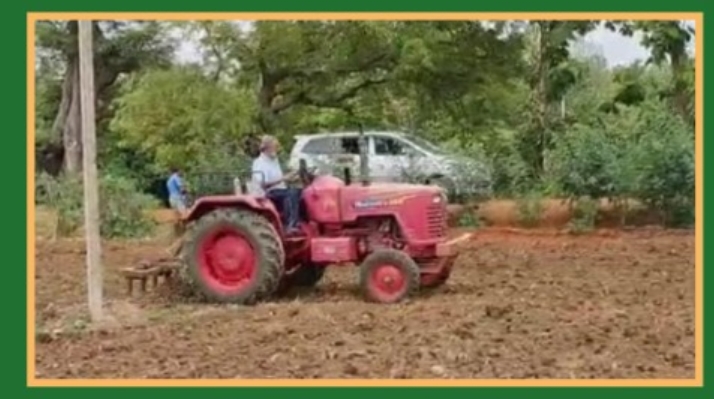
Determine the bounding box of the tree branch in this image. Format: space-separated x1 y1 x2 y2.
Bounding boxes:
271 75 389 114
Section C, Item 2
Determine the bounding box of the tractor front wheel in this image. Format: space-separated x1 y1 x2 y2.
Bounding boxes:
359 249 420 304
179 208 284 304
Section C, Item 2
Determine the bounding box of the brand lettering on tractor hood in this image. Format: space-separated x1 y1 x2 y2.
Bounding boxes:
354 199 382 209
353 195 416 209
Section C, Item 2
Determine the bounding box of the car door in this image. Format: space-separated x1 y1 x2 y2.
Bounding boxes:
297 134 364 179
328 135 362 179
294 136 338 174
369 134 419 183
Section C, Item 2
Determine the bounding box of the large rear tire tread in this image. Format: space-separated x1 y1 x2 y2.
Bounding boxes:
178 208 284 305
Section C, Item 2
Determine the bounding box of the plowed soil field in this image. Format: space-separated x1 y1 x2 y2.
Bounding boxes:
34 227 695 379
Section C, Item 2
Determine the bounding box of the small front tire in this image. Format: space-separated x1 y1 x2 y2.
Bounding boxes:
359 249 420 304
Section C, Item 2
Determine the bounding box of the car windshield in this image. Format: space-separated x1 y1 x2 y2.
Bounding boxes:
401 134 449 155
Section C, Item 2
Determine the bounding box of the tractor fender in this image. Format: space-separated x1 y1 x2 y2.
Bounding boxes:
184 195 283 233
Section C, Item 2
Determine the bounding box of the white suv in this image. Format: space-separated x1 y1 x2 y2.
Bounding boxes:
287 130 492 200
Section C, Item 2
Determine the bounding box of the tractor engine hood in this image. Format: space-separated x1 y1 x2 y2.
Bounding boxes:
343 182 447 212
352 182 444 196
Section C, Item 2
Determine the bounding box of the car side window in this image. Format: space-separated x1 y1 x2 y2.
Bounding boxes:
340 137 361 155
302 137 340 155
373 136 407 155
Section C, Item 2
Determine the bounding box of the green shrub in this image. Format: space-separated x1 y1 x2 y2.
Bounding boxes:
548 122 626 200
36 172 84 235
568 196 599 234
35 173 159 238
546 98 694 228
620 100 694 227
457 210 480 228
99 174 159 238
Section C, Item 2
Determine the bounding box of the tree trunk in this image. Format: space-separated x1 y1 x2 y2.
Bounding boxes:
669 53 693 125
533 22 549 178
61 57 83 175
50 21 127 175
519 22 550 180
256 69 279 134
49 22 83 175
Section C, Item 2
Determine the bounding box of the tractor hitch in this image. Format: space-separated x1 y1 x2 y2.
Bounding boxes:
435 232 473 257
120 257 179 295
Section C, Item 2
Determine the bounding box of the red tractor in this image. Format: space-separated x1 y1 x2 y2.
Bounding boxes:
175 150 472 305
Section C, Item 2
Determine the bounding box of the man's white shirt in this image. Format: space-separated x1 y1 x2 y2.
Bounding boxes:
251 153 287 191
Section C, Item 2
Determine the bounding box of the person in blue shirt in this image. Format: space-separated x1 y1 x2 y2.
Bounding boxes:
167 167 187 217
252 135 301 233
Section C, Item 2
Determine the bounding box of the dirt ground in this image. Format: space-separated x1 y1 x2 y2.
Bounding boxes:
33 227 695 379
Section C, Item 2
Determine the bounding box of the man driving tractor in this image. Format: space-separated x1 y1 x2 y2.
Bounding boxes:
251 135 302 234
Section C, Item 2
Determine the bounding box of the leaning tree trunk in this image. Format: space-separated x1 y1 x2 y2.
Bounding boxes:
58 58 83 175
50 54 83 175
49 21 126 176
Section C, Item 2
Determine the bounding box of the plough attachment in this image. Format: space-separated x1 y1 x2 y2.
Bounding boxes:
121 257 180 295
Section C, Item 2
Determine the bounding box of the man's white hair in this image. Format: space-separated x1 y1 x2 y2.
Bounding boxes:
260 135 278 151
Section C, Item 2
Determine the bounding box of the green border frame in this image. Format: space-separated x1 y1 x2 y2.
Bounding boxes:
8 0 709 398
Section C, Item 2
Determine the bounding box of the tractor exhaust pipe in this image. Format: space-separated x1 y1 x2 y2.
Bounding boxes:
357 123 370 186
344 167 352 185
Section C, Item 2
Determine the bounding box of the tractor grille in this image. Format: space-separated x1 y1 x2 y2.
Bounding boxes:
426 203 447 238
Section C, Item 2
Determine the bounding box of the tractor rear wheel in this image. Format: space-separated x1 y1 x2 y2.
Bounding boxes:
179 208 284 304
359 249 420 304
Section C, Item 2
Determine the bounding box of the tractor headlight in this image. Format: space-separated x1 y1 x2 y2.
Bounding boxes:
432 194 443 204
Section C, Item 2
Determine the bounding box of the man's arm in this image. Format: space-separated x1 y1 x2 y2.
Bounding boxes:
261 177 284 190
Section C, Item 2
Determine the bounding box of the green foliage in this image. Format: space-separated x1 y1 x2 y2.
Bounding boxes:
548 122 626 199
36 21 174 66
34 20 695 231
568 196 599 234
35 172 84 235
110 67 257 176
457 210 480 228
35 173 159 238
626 100 694 226
547 97 693 227
99 175 160 238
34 75 62 146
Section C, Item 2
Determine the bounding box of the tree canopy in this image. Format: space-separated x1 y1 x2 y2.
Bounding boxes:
35 19 696 229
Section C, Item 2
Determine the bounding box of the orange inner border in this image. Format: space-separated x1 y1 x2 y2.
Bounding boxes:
26 11 704 388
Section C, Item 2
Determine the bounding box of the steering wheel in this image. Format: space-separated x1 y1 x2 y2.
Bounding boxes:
298 159 317 186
